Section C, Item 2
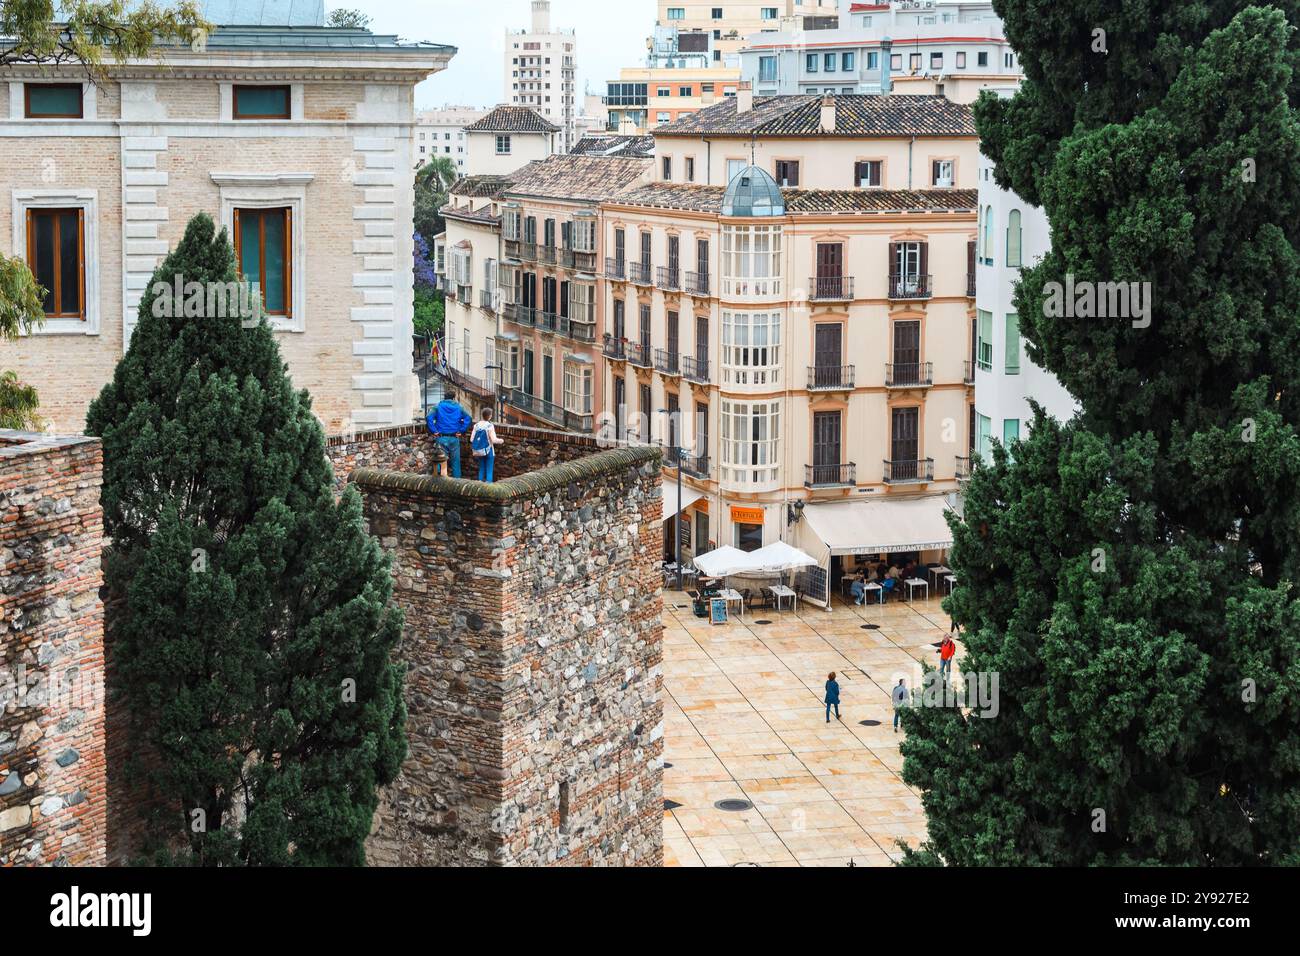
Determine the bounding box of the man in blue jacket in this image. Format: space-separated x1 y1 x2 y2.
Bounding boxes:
427 389 472 478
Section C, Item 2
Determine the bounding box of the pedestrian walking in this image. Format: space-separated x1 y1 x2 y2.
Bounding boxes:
471 409 504 483
938 633 956 681
892 678 908 732
427 389 472 478
825 671 841 723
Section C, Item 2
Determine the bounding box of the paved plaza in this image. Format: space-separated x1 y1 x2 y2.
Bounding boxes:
661 587 962 867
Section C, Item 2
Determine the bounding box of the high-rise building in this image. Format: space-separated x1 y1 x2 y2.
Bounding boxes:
656 1 840 63
504 1 578 152
604 23 743 134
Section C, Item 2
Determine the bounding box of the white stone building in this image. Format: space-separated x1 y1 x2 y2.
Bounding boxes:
464 105 559 178
504 0 578 152
415 105 487 171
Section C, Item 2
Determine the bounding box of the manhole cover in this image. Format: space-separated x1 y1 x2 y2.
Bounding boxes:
714 799 754 812
754 619 773 625
861 624 881 630
732 862 760 867
859 720 882 727
664 799 683 811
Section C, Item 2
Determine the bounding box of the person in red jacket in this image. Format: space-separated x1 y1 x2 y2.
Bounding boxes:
938 634 956 681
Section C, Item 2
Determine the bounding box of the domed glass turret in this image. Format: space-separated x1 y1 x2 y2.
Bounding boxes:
722 165 786 217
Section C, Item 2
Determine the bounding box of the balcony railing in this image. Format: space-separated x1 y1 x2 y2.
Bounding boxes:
605 257 626 280
563 249 598 272
504 239 521 259
679 452 710 479
808 364 854 390
964 360 975 385
686 271 710 296
558 315 596 343
682 355 710 384
883 458 934 484
539 244 557 265
654 349 680 375
955 456 972 481
808 275 854 301
602 334 627 361
626 341 652 367
885 362 933 388
805 462 857 488
629 261 652 286
504 388 593 433
538 310 558 334
520 241 538 262
656 266 681 291
512 304 537 327
888 273 932 300
443 365 496 402
966 272 977 297
455 284 472 303
479 289 495 311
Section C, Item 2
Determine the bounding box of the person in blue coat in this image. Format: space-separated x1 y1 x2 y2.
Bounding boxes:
825 671 841 723
427 389 472 478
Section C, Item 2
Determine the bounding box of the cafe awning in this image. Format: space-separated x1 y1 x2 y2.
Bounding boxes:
661 482 705 522
799 496 955 556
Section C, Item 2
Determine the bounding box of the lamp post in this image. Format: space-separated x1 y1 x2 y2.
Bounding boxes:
659 408 685 592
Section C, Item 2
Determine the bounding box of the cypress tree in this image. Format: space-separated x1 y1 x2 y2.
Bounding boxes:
87 213 406 865
901 4 1300 864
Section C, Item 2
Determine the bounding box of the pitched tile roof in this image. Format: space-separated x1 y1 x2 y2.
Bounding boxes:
448 174 515 200
504 154 651 202
654 94 976 138
609 183 977 216
570 134 656 159
465 105 561 134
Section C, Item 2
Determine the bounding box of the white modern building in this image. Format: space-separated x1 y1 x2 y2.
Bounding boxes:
739 0 1022 102
415 105 487 170
504 0 578 152
972 149 1075 464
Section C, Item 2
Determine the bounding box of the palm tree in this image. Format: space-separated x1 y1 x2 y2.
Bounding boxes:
414 156 460 246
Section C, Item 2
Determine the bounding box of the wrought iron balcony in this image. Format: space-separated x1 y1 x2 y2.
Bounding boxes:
602 334 626 361
681 355 710 384
966 272 977 297
805 462 857 488
656 266 681 291
885 361 933 388
558 315 596 343
888 273 932 300
512 305 537 327
539 244 557 265
883 458 934 484
504 389 592 433
808 364 854 391
628 261 652 286
685 271 710 296
654 349 680 375
808 275 854 301
563 248 598 272
538 310 559 334
605 257 626 280
626 341 652 367
519 242 538 262
679 452 710 479
504 238 521 259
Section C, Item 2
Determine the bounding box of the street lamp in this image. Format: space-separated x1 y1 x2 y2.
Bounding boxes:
659 408 685 592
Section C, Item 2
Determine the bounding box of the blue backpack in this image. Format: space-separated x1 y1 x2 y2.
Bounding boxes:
471 425 491 455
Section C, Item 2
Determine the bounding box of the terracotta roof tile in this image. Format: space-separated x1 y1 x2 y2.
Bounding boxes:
465 105 560 134
570 134 656 158
609 183 977 215
655 93 976 138
504 153 651 202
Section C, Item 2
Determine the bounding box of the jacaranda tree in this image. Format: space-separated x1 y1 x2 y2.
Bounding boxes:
87 214 406 865
901 3 1300 864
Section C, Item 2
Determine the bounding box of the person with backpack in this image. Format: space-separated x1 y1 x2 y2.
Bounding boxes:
938 633 956 681
470 408 504 482
427 389 472 478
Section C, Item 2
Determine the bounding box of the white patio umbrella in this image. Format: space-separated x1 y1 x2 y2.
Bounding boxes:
691 546 758 579
747 541 819 573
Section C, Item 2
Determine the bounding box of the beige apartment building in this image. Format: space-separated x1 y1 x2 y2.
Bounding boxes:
1 10 452 434
440 153 652 429
600 90 978 605
464 105 559 177
657 1 840 60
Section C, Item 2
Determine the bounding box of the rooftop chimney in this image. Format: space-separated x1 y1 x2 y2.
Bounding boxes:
532 0 551 34
737 80 753 115
880 38 893 94
820 95 836 133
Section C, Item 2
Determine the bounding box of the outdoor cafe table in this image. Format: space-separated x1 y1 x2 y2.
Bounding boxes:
927 565 951 588
767 584 797 612
904 577 929 603
718 588 745 620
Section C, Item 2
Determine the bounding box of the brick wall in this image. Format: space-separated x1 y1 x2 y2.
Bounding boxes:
350 440 664 866
0 431 106 867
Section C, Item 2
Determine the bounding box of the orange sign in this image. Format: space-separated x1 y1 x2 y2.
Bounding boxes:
730 507 764 525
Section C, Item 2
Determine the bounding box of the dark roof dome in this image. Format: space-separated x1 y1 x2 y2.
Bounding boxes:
722 165 785 217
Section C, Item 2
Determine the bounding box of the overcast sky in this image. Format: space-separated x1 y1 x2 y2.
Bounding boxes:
346 0 658 110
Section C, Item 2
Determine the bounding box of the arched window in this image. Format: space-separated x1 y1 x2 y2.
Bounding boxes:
1006 209 1022 268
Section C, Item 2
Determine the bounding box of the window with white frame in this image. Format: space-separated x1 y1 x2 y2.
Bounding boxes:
570 216 596 252
721 224 782 297
563 359 593 415
496 338 520 388
14 189 101 336
496 135 512 154
570 281 594 324
503 208 522 240
720 399 781 486
721 311 782 386
452 245 472 292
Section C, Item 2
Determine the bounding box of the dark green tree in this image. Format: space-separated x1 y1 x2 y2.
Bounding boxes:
901 4 1300 864
87 214 406 866
414 155 459 246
